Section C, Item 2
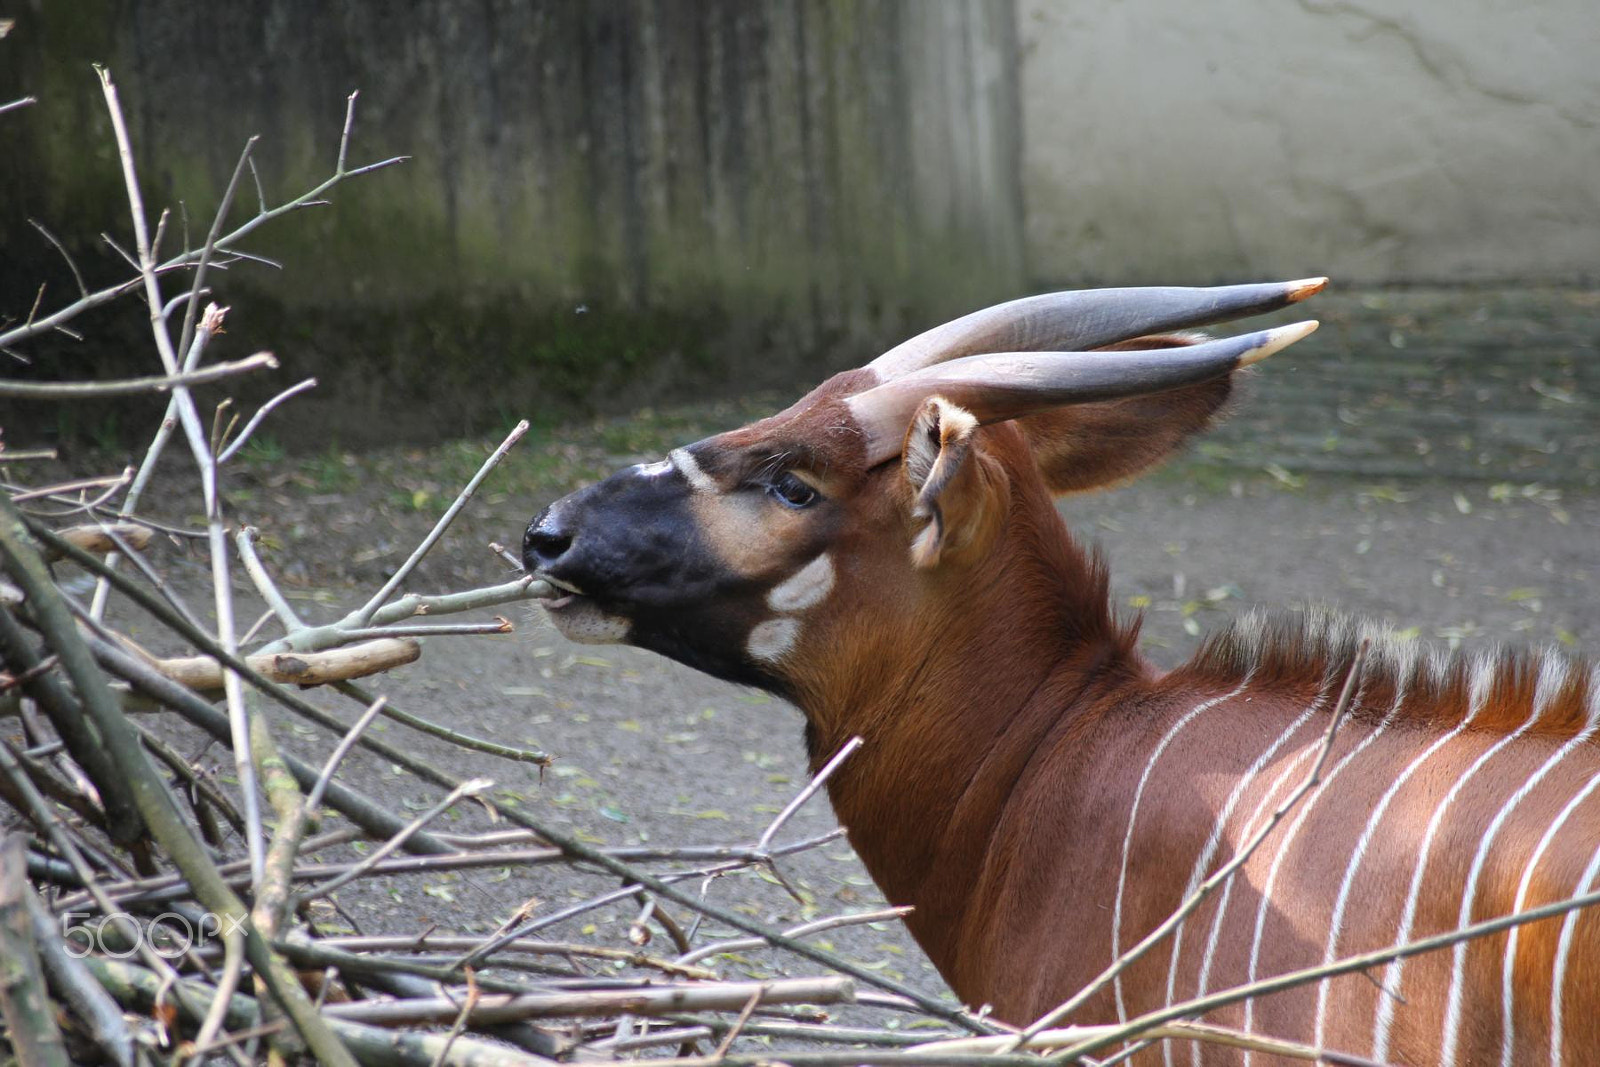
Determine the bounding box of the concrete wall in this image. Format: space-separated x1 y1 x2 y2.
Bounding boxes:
0 1 1022 440
1019 0 1600 286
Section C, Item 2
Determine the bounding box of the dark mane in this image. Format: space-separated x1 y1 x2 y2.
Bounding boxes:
1173 606 1598 736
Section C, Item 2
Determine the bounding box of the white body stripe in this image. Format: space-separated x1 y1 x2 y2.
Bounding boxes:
669 447 717 493
1307 674 1413 1049
1191 738 1321 1066
1240 681 1405 1063
1439 659 1572 1066
1161 697 1323 1067
1508 666 1600 1067
1552 843 1600 1067
1111 676 1254 1022
1501 776 1600 1063
1373 663 1531 1062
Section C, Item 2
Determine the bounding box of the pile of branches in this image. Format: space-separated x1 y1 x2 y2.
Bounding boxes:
0 67 1024 1067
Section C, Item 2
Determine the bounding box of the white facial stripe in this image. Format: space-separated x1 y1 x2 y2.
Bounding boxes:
746 618 800 663
767 554 835 613
635 458 673 477
669 447 717 493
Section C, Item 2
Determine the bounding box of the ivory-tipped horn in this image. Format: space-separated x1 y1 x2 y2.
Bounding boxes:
867 278 1327 381
848 320 1320 465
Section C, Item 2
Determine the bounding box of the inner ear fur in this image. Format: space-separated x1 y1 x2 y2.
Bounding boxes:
901 396 1004 568
1017 333 1236 495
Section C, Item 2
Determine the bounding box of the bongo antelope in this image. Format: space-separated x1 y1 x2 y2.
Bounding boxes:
522 279 1598 1065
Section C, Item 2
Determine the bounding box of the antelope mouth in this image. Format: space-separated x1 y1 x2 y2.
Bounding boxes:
538 574 588 611
532 573 632 644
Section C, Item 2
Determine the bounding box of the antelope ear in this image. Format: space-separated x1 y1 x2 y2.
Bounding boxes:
1017 334 1236 494
901 396 1004 568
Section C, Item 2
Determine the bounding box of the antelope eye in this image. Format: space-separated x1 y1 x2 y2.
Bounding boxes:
767 471 819 510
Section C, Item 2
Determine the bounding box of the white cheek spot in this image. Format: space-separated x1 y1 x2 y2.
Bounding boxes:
746 618 800 663
766 553 835 613
669 447 717 493
635 458 673 477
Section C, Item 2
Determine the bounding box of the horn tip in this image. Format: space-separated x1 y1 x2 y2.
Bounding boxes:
1241 319 1319 365
1286 277 1330 302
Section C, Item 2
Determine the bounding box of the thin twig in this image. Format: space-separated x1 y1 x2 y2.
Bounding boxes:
428 967 480 1067
0 352 278 399
306 696 388 810
216 377 318 464
0 490 357 1067
258 574 551 655
29 219 87 298
334 680 551 766
353 420 530 625
177 136 257 360
675 906 912 968
298 778 492 901
235 525 305 631
758 735 861 853
7 472 131 504
712 985 767 1058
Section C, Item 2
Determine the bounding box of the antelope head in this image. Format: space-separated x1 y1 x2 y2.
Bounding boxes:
522 280 1324 714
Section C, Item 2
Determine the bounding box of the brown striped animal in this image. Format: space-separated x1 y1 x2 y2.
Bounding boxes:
522 279 1598 1065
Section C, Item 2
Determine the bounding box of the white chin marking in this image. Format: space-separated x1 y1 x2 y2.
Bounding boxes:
547 601 631 645
669 447 717 493
766 553 835 613
746 618 800 663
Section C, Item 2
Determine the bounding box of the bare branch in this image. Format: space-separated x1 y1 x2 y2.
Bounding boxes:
338 90 359 174
0 352 277 399
298 777 492 901
235 524 305 632
42 522 152 560
177 136 258 359
306 696 388 811
354 419 531 625
28 219 87 298
152 637 421 691
216 376 318 464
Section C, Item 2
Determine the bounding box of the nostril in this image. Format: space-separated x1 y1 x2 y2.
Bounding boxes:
522 511 574 570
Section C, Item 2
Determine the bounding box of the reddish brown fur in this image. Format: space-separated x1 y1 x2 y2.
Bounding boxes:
709 384 1597 1064
533 326 1597 1065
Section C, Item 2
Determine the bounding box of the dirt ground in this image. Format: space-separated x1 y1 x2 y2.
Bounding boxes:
88 409 1595 1017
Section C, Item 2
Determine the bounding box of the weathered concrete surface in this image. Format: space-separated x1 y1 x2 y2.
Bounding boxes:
0 1 1022 437
1018 0 1600 286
